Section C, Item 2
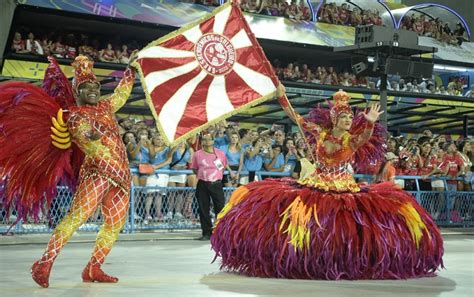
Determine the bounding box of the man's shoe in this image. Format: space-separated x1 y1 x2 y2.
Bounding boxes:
195 235 211 241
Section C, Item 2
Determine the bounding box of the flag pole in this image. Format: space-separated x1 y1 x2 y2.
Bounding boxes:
276 84 317 164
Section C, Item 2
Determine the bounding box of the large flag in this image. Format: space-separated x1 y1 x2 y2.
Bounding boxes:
133 2 280 145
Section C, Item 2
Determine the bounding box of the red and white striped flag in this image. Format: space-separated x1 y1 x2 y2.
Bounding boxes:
134 2 280 145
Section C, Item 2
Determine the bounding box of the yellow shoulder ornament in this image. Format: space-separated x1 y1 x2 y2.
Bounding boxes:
51 109 72 149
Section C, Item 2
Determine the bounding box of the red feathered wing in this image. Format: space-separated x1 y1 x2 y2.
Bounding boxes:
42 56 84 190
0 82 76 222
42 56 75 108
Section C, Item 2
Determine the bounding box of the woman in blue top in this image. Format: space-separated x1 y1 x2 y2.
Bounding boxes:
128 128 153 186
144 134 172 223
124 128 153 223
263 144 286 179
123 131 139 186
242 137 267 184
168 141 195 220
283 138 298 173
220 132 244 187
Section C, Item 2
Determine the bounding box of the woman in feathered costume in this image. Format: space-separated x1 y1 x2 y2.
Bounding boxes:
211 89 443 280
0 54 137 287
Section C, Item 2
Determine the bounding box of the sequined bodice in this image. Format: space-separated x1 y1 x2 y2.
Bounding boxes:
68 100 131 189
298 130 360 192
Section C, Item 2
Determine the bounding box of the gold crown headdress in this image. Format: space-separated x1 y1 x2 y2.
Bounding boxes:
71 55 98 91
329 90 353 125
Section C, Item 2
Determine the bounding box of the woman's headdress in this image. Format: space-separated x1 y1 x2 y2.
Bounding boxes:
329 90 353 125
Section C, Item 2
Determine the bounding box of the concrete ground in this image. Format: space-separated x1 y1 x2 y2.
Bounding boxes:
0 231 473 297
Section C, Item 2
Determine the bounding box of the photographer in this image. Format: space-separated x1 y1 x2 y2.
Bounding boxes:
457 141 472 192
417 136 434 191
421 147 448 219
399 140 422 191
241 137 267 184
127 128 153 222
124 129 152 185
442 142 465 222
443 142 465 192
283 138 298 173
123 131 139 185
144 134 172 223
262 144 285 180
219 131 244 187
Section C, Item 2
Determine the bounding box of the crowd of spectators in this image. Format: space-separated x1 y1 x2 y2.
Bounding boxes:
12 28 472 97
317 2 384 27
190 0 470 48
118 116 473 224
401 14 469 46
183 0 312 21
240 0 311 21
182 0 220 6
274 60 369 87
380 131 473 221
119 117 472 190
10 30 142 64
273 60 473 97
375 76 470 97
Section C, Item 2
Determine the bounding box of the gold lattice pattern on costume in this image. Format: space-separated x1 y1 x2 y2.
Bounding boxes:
68 99 132 190
39 175 129 264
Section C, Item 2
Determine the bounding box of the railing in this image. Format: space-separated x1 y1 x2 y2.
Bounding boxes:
1 170 472 234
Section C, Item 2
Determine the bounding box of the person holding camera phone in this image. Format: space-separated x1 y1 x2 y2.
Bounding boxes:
127 128 154 185
283 138 298 173
400 143 422 191
457 141 472 192
144 134 172 223
241 137 266 184
418 137 434 191
219 131 244 187
262 144 285 180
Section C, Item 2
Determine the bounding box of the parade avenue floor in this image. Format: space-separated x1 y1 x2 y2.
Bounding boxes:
0 232 473 297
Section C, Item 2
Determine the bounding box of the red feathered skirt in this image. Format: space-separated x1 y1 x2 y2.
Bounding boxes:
211 178 444 280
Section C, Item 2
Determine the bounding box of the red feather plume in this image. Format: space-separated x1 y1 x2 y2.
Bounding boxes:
42 56 84 190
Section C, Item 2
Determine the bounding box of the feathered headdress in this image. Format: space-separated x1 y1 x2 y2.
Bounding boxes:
71 55 98 91
329 89 353 125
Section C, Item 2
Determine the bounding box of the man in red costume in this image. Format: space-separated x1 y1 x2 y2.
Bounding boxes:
30 54 138 287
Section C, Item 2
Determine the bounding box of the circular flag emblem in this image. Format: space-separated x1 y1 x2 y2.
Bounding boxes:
195 33 236 76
